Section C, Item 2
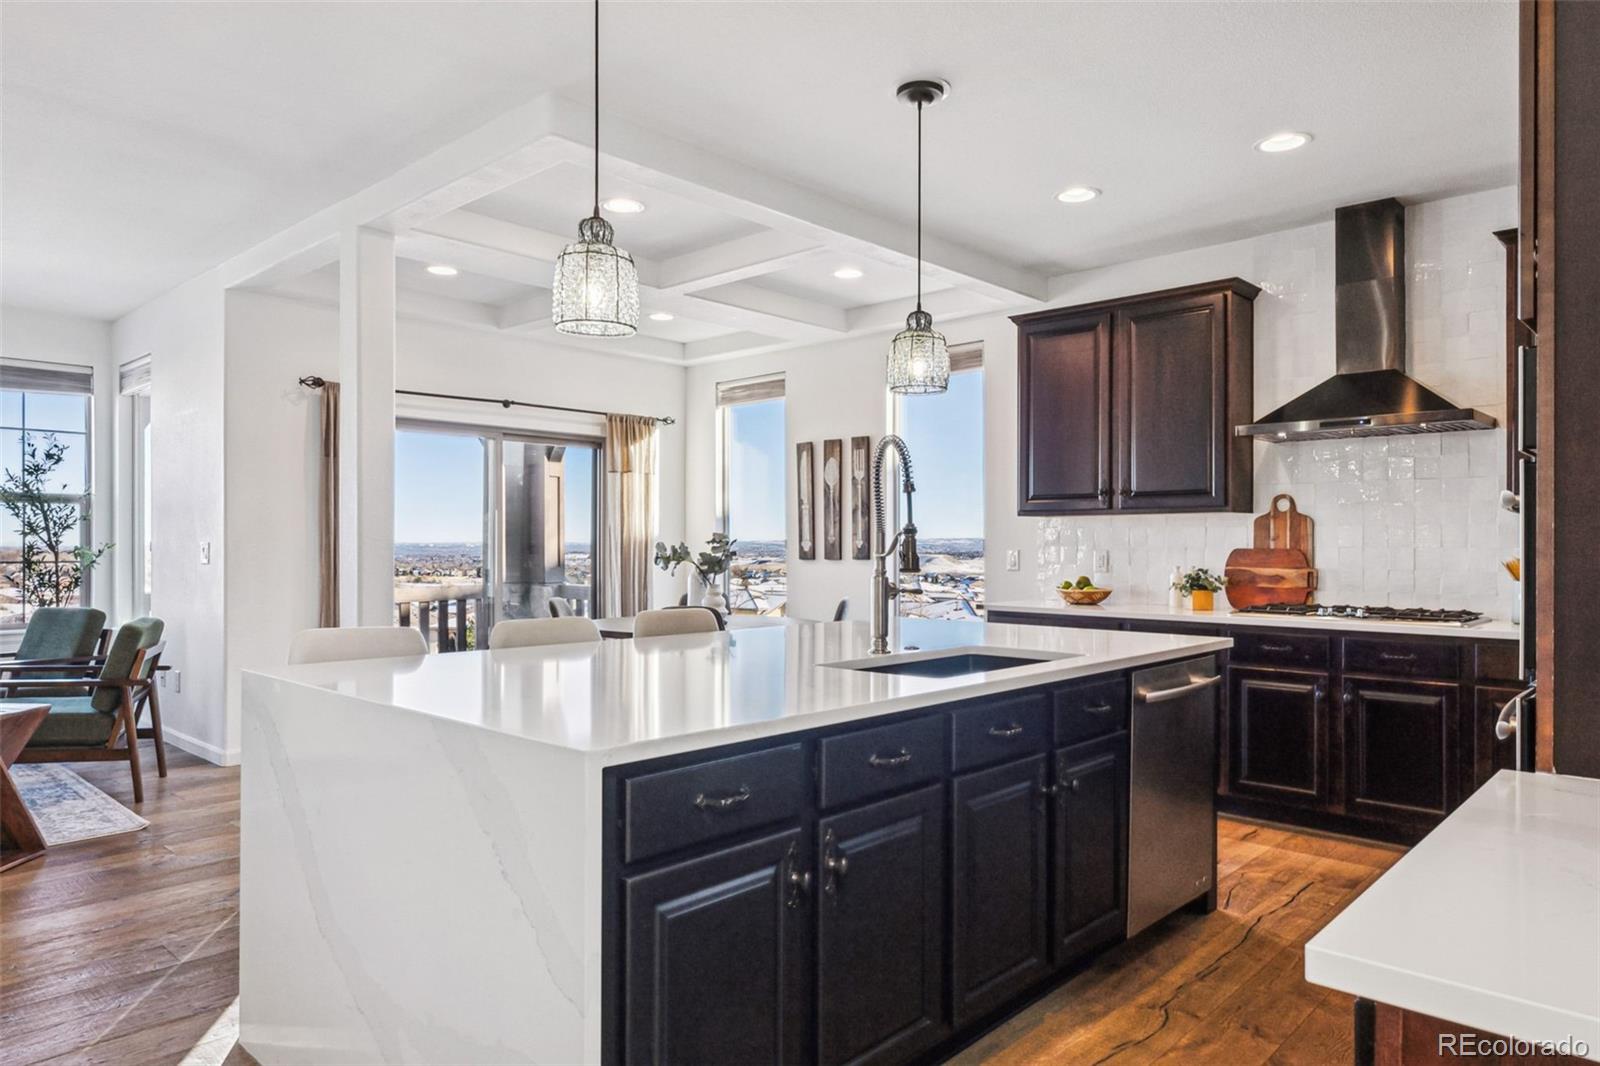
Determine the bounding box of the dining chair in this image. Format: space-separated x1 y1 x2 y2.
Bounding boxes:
633 607 722 638
833 598 850 622
5 617 168 803
287 626 428 665
547 597 575 618
489 617 601 649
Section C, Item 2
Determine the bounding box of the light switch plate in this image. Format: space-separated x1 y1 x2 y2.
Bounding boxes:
1092 550 1111 572
199 541 211 565
1005 550 1020 572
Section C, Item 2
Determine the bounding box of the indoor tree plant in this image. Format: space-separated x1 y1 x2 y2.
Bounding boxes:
1172 566 1226 612
1 432 112 616
654 533 737 613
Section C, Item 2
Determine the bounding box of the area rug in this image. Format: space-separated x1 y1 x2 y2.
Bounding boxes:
9 764 148 846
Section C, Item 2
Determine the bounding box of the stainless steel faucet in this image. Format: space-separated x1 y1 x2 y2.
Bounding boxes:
869 435 920 655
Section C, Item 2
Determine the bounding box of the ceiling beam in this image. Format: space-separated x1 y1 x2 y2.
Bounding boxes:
687 281 847 333
495 291 552 330
652 230 822 294
844 287 1008 334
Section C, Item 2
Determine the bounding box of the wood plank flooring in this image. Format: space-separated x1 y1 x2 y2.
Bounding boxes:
0 749 1401 1066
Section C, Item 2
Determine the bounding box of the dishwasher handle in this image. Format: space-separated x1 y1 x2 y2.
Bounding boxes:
1136 673 1223 704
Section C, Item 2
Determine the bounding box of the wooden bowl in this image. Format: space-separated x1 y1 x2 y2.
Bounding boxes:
1056 587 1112 606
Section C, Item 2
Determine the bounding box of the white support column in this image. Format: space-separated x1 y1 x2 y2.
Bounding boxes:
338 226 397 627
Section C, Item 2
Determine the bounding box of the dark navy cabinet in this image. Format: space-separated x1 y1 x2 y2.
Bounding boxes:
603 670 1165 1066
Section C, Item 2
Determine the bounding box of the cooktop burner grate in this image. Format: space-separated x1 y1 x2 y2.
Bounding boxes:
1236 603 1486 626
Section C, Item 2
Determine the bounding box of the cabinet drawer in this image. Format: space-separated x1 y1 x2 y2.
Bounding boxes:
623 744 806 864
1473 641 1521 683
1342 638 1457 680
1053 677 1128 747
952 691 1050 772
1232 631 1330 670
819 714 945 810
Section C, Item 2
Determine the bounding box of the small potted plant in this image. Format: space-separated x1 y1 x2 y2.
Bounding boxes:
654 533 737 612
1172 566 1226 612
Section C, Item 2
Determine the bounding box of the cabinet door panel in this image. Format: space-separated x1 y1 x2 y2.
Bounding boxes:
624 829 809 1065
1053 736 1127 965
1017 312 1113 513
816 786 946 1066
1229 668 1329 806
1343 679 1458 820
951 754 1050 1027
1114 293 1228 511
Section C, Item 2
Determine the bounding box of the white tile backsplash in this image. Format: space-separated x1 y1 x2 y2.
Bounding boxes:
1031 189 1519 618
1034 431 1519 615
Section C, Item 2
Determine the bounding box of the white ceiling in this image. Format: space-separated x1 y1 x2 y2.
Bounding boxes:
2 0 1517 356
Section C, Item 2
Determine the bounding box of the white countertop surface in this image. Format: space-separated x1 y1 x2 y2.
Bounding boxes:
988 599 1520 641
1306 771 1600 1057
245 618 1230 762
593 613 783 637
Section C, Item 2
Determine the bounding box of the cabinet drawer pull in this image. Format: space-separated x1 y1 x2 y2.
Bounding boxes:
1378 652 1417 663
1083 702 1113 715
867 748 913 769
693 785 751 812
1260 642 1295 654
988 722 1025 739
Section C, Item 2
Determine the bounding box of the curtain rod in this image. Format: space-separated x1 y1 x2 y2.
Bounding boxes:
296 376 675 425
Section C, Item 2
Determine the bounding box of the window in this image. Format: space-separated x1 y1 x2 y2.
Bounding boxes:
393 423 603 651
717 376 786 615
122 356 153 617
1 361 96 629
893 344 984 619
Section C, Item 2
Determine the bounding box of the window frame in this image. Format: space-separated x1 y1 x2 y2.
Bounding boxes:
715 374 786 610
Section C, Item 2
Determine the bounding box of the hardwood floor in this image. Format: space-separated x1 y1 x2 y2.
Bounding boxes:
0 749 1401 1066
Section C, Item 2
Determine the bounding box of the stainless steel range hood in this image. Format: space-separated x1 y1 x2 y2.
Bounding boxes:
1236 198 1497 443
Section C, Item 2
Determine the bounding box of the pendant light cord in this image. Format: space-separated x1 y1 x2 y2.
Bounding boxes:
595 0 601 216
915 98 923 312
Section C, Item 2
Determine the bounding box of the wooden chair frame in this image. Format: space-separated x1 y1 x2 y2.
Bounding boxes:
1 641 169 803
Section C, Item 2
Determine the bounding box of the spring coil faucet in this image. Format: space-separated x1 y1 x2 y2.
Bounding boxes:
869 435 920 654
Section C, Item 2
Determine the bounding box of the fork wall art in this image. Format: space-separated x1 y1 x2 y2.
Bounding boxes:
850 436 871 560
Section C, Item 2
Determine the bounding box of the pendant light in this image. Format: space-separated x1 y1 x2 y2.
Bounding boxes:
887 79 950 394
552 0 639 337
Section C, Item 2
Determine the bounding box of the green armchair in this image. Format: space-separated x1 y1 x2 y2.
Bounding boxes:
5 607 109 662
2 617 169 803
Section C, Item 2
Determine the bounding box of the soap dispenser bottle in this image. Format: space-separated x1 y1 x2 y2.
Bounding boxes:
1169 565 1185 610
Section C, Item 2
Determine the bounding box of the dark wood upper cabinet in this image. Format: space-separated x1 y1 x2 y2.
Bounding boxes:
1013 279 1257 515
1015 310 1113 513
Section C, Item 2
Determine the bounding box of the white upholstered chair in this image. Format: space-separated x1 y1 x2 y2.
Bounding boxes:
488 617 602 649
287 626 429 665
632 608 721 638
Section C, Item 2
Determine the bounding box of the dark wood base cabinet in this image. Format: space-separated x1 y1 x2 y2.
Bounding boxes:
990 610 1522 844
601 671 1182 1065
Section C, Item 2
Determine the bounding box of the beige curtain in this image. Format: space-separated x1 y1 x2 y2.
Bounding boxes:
317 381 341 627
602 414 659 617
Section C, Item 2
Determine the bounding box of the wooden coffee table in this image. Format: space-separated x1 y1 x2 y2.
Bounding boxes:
1 703 50 871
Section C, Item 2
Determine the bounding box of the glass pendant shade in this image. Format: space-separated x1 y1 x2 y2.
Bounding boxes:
552 215 639 337
887 309 950 394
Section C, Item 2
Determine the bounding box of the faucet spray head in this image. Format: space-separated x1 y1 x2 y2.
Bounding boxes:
898 524 922 593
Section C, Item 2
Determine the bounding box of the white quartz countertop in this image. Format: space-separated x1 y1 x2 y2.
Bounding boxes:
988 599 1520 640
1306 771 1600 1058
244 618 1230 763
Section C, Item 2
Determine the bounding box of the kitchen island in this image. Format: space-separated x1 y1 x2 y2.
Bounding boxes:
239 618 1229 1065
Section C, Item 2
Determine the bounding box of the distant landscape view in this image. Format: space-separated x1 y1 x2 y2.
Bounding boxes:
727 537 984 620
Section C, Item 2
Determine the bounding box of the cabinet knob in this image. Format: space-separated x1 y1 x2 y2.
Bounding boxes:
1070 778 1082 793
783 843 812 908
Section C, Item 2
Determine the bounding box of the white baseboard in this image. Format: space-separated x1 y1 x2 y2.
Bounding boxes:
162 726 240 767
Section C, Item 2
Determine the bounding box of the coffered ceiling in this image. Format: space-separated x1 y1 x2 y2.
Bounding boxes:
2 1 1517 364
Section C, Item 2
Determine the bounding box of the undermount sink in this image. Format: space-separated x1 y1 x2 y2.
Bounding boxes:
826 646 1078 679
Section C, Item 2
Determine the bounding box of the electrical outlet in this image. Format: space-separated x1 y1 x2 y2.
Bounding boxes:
1005 549 1020 572
199 541 211 565
1093 550 1111 572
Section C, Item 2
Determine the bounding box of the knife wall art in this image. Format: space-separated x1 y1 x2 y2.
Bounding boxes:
850 436 871 560
796 442 815 560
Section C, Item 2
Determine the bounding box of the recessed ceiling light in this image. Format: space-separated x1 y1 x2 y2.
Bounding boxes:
425 264 459 277
833 267 864 280
1254 131 1313 154
1055 186 1101 204
601 196 646 214
648 312 675 322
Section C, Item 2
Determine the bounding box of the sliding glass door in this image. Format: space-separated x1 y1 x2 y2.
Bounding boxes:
394 423 602 651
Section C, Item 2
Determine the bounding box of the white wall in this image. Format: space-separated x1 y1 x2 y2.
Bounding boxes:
219 290 688 761
684 187 1520 622
0 306 117 629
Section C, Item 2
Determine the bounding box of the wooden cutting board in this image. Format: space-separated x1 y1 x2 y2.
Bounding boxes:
1252 493 1314 564
1224 547 1317 608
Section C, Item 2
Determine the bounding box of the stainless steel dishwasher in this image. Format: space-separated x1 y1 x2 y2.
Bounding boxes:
1127 655 1221 937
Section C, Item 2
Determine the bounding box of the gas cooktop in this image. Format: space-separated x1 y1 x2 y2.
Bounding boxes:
1235 603 1487 627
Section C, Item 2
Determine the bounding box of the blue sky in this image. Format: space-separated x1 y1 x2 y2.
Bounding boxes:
394 369 983 547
